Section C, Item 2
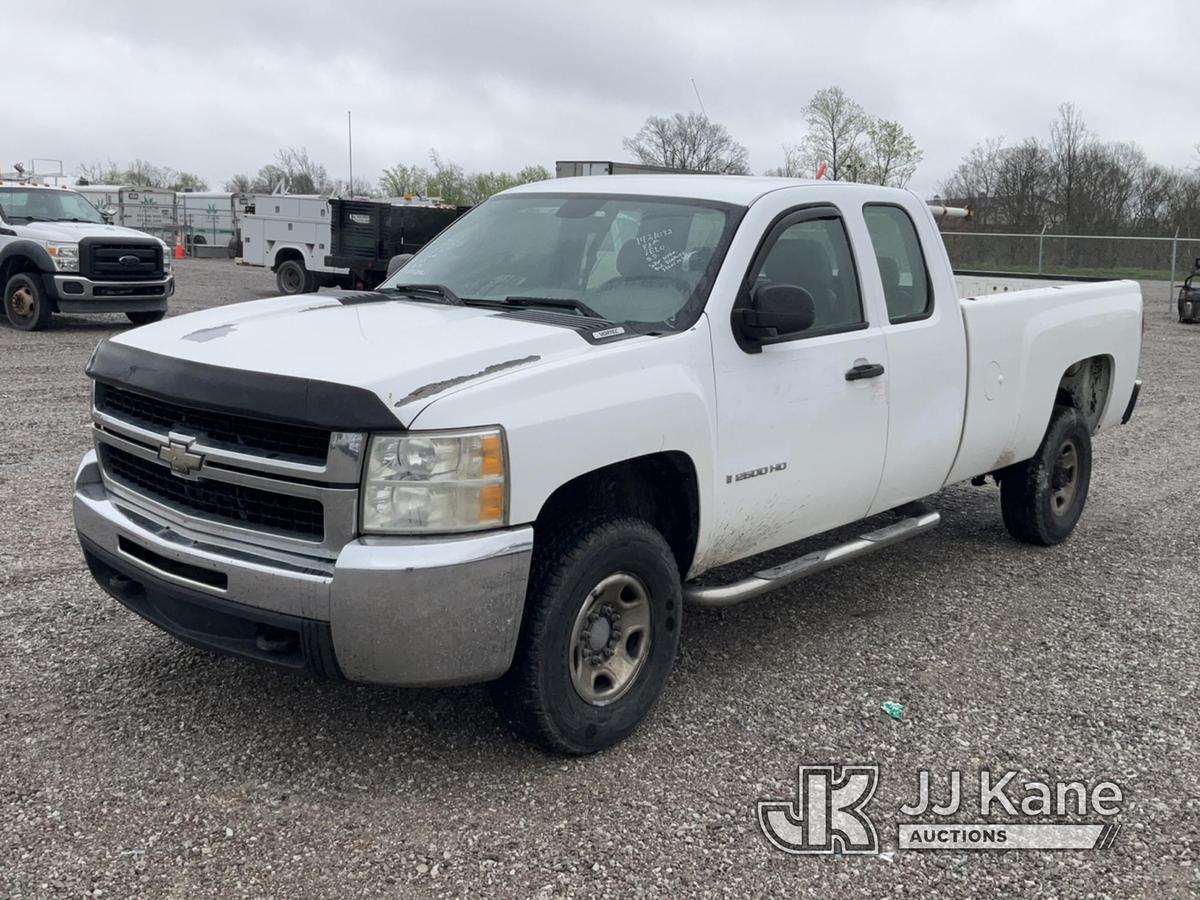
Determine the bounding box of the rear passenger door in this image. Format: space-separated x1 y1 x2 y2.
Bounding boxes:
710 205 890 563
861 202 967 514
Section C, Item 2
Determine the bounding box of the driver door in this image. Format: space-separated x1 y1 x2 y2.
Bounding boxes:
708 205 890 565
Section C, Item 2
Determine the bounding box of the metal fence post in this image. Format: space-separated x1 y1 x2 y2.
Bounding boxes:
1169 226 1179 308
1038 223 1048 274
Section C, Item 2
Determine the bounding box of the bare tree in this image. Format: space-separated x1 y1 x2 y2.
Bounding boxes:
861 118 922 187
1049 102 1091 231
76 159 124 185
379 163 431 197
764 144 806 178
797 87 867 181
123 159 173 188
273 147 331 194
994 138 1053 232
171 172 209 192
939 137 1005 224
224 173 253 193
247 165 287 194
622 112 750 174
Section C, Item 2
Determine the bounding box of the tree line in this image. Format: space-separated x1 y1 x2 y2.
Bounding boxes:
939 103 1200 237
69 85 924 204
620 87 923 188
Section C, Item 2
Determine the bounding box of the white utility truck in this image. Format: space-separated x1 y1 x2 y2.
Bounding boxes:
74 176 1143 753
237 193 350 294
1 182 174 330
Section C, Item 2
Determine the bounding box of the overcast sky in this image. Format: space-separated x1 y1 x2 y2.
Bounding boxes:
7 0 1193 197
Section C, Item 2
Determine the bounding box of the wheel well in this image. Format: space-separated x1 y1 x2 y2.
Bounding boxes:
272 248 304 271
1055 355 1113 432
0 254 41 288
534 452 700 576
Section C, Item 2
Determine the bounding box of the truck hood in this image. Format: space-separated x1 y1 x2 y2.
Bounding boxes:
17 221 164 243
107 291 608 426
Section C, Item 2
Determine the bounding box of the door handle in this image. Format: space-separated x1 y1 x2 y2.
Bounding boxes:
845 362 885 381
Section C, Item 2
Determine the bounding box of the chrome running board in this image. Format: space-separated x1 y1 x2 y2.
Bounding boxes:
683 510 941 608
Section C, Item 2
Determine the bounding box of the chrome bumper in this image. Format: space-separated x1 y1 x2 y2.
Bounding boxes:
73 451 533 686
51 273 174 312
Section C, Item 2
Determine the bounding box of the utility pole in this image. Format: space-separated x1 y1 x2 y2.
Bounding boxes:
347 111 354 198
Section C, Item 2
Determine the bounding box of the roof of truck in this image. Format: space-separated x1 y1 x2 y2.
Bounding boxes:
0 181 76 190
505 174 874 206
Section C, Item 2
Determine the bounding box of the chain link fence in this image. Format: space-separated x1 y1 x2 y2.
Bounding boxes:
941 229 1200 298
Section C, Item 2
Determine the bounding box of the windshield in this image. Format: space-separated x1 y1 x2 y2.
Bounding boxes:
0 188 106 224
382 193 740 330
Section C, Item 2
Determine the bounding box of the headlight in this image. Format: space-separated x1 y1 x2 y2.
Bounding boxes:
44 241 79 272
361 428 507 533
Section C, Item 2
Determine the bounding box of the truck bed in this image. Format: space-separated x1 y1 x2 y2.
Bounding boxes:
946 277 1143 484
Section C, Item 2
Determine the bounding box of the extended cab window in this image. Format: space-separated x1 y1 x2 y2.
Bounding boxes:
863 204 932 322
752 214 864 335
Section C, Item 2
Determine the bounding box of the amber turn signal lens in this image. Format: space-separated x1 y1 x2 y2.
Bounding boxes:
479 484 505 522
481 434 504 476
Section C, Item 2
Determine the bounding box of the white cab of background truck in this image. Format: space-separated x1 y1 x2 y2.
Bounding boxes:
73 176 1142 754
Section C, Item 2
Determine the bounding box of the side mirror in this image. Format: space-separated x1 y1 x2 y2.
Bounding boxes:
734 284 816 346
102 205 118 224
386 253 414 277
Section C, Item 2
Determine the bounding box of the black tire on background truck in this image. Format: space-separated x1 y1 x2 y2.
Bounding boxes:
491 517 682 755
3 272 53 331
275 259 309 295
126 310 166 326
1000 405 1093 546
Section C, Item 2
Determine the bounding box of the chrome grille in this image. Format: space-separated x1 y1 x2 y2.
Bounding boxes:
97 384 331 465
102 444 325 540
91 385 364 558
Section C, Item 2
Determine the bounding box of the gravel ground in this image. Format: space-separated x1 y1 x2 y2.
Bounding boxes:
1 259 1197 899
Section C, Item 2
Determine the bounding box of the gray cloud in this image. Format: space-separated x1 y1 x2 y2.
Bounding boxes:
8 0 1193 196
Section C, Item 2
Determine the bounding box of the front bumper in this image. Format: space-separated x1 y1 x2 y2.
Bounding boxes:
73 451 533 686
47 273 175 314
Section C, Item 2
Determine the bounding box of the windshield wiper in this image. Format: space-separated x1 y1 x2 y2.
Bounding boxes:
501 296 604 318
381 283 465 306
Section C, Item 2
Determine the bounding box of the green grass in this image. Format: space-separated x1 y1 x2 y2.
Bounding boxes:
952 261 1182 281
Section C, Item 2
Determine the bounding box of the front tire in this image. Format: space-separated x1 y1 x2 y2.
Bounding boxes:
1000 405 1092 546
492 517 682 755
4 272 53 331
126 309 166 326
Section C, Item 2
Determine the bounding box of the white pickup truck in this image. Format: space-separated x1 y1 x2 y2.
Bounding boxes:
1 182 175 330
73 176 1142 753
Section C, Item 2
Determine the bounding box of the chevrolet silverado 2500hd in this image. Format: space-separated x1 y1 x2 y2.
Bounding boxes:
73 176 1143 753
1 182 174 330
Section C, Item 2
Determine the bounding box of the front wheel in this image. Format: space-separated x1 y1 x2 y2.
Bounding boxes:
491 517 682 754
1000 405 1092 546
126 309 166 326
4 272 53 331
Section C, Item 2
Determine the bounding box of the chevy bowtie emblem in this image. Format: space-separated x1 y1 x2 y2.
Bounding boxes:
158 438 204 479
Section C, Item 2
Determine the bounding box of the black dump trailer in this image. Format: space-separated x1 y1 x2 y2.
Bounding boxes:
325 199 468 288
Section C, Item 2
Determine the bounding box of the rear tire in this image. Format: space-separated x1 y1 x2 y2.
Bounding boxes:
491 517 682 755
1000 405 1092 546
275 259 309 294
4 272 53 331
126 309 166 326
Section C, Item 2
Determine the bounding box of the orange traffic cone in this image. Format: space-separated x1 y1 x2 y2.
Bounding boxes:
174 238 185 260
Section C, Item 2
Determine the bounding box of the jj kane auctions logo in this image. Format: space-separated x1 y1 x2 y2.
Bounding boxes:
758 765 1124 854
